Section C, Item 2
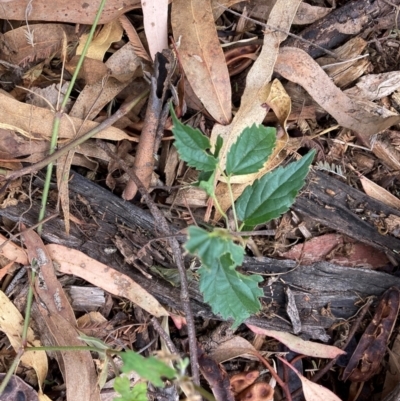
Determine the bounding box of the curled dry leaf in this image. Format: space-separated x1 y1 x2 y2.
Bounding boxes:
230 371 260 395
171 0 232 124
247 325 345 359
343 287 400 382
236 382 274 401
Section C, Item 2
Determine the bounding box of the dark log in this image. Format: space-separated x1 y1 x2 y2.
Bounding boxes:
285 0 397 58
2 170 400 340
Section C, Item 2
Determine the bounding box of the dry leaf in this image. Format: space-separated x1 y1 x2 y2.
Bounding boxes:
275 47 400 143
0 24 75 65
0 0 141 24
247 326 345 359
0 93 139 142
22 228 100 401
0 291 48 391
279 356 342 401
77 20 123 60
360 175 400 210
46 244 169 317
172 0 232 124
141 0 168 60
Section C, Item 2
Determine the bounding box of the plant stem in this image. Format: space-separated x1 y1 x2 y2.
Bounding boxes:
224 174 239 232
37 0 107 233
21 270 35 343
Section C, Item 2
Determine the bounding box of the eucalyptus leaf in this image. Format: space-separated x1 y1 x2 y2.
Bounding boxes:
226 124 276 176
170 106 217 171
236 150 315 230
199 253 263 328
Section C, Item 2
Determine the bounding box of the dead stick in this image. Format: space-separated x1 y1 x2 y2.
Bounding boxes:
97 140 200 386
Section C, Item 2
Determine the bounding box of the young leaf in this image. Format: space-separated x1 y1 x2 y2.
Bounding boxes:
120 351 176 388
236 150 315 230
196 169 216 197
185 226 244 269
214 135 224 158
226 124 276 176
114 378 147 401
199 253 263 328
170 106 217 172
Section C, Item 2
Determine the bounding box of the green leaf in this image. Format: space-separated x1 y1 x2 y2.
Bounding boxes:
199 253 263 328
185 226 244 269
226 124 276 176
170 105 217 172
214 135 224 158
236 150 315 230
197 169 216 197
120 351 176 388
113 378 147 401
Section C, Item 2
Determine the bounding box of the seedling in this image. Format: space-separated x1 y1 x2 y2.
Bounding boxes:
171 106 315 327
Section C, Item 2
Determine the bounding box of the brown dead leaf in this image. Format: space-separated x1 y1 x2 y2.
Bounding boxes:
0 0 141 24
211 336 261 364
230 371 260 395
22 228 100 401
293 2 332 25
0 24 76 66
141 0 169 60
76 20 123 61
247 326 345 359
171 0 232 124
46 244 169 317
0 374 39 401
275 47 400 142
280 233 390 268
0 291 48 391
0 92 138 142
343 287 400 382
236 382 274 401
359 175 400 210
119 15 152 62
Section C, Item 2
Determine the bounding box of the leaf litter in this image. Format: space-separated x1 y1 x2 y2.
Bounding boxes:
0 0 400 400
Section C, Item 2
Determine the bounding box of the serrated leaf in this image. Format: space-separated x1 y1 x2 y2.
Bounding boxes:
121 351 176 388
170 106 218 171
185 226 244 268
236 150 315 230
226 124 276 176
199 253 263 328
113 378 147 401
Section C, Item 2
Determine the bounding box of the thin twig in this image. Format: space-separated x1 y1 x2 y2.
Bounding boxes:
151 317 179 354
97 140 200 386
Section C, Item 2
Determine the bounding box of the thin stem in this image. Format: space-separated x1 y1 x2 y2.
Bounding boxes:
224 174 239 232
0 349 23 395
21 270 35 343
38 0 107 233
211 195 229 227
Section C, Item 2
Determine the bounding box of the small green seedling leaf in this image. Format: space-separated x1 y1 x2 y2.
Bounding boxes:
170 105 217 172
197 169 216 197
236 150 315 230
120 351 176 388
226 124 276 176
185 226 244 269
113 378 147 401
199 253 263 328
